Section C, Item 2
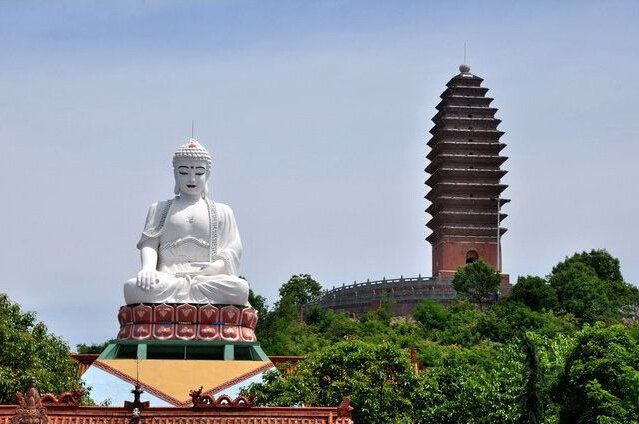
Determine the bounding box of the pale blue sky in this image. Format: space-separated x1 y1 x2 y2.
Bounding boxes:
1 1 638 346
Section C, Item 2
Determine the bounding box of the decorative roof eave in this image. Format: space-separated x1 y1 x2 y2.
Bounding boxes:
436 105 498 113
432 115 502 126
426 182 508 193
429 127 505 136
426 152 508 161
425 155 508 173
3 387 355 423
426 226 508 243
441 86 489 98
425 168 508 185
428 195 510 203
426 193 509 204
426 196 510 213
428 210 509 219
427 212 508 229
426 203 509 216
427 166 508 174
432 109 498 122
446 74 484 86
436 96 494 110
427 134 506 147
426 141 506 156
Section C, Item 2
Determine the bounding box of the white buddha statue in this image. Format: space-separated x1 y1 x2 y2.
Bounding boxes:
124 139 250 306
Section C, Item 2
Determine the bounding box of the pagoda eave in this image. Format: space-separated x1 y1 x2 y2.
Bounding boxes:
436 97 494 110
425 156 508 173
446 74 484 86
426 145 506 159
441 87 489 98
432 116 502 127
426 195 509 211
426 212 508 229
426 186 508 202
427 138 506 149
435 105 498 114
425 168 508 184
429 127 505 137
427 226 508 243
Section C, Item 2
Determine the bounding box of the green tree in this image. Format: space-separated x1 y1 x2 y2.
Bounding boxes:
552 249 623 282
452 260 501 308
549 260 638 323
413 299 450 331
278 274 323 307
549 262 610 323
476 301 577 343
248 288 268 320
519 336 543 424
426 300 484 346
257 294 326 356
413 342 525 424
556 324 639 424
247 250 637 422
549 249 639 323
510 276 558 312
76 341 109 354
243 340 418 424
0 293 82 403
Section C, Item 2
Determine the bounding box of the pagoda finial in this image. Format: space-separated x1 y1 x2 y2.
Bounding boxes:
459 63 471 74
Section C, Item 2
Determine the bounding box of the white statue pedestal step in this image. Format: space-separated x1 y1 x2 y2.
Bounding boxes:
117 303 258 341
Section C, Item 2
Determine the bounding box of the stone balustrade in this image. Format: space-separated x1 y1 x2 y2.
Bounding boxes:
309 275 455 316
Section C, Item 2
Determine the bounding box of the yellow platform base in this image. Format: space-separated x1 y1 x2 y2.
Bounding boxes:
92 359 273 406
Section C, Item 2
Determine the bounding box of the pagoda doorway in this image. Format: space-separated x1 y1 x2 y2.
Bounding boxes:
466 250 479 264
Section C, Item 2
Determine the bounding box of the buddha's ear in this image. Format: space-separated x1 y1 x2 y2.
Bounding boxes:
173 168 180 195
202 169 211 198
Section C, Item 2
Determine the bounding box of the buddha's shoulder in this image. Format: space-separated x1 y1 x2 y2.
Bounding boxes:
146 199 175 213
214 202 235 216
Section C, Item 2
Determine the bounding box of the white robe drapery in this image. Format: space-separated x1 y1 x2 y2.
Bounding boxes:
124 198 250 306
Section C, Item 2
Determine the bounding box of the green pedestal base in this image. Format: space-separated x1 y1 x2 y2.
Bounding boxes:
99 339 269 362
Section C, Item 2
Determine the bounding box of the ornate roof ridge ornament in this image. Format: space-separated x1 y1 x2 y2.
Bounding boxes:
40 388 84 406
172 138 212 169
12 387 48 424
189 386 253 408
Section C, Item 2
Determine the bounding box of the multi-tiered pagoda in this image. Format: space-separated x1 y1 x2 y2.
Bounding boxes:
426 64 509 282
310 64 512 316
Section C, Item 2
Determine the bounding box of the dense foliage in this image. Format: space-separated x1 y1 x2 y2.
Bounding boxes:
76 341 109 354
452 260 501 308
556 324 639 423
243 249 639 424
0 294 82 403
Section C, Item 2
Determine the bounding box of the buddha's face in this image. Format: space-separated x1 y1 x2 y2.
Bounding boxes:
174 160 209 197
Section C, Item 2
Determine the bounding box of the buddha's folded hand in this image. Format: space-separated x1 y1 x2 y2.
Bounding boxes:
136 270 160 290
190 260 226 276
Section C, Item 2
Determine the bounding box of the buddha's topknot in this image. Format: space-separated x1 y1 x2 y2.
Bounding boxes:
172 138 212 169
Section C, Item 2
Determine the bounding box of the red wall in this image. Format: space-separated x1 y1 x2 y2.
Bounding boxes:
432 237 499 274
432 237 510 292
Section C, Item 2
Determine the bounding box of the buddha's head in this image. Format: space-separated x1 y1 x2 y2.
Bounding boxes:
172 139 212 198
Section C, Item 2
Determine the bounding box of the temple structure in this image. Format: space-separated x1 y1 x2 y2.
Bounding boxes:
311 64 510 315
427 64 509 279
0 137 356 421
77 139 275 407
1 386 353 424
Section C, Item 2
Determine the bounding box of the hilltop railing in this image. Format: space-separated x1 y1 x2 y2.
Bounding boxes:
308 275 456 313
